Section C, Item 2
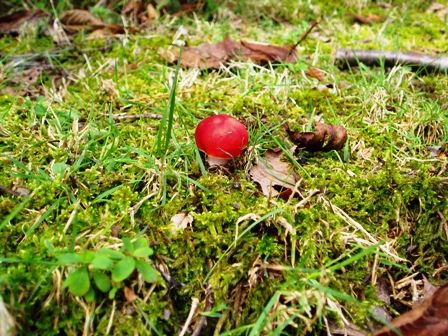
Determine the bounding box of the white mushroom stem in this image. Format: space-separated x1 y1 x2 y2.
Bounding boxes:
207 156 231 166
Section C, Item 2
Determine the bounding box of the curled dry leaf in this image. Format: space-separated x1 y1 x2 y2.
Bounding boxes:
288 123 348 152
60 9 105 34
124 286 139 303
249 148 296 199
0 9 50 35
146 4 159 20
159 35 298 70
305 66 326 82
374 281 448 336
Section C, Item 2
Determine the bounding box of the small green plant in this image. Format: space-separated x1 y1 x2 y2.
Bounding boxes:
58 237 158 302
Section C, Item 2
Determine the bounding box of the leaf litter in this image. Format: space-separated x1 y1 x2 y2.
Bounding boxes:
159 21 320 70
374 281 448 336
159 35 299 70
249 148 297 199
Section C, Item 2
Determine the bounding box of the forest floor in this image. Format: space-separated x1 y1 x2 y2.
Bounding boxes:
0 0 447 335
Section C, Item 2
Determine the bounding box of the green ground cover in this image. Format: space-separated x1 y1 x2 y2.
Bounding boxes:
0 0 447 335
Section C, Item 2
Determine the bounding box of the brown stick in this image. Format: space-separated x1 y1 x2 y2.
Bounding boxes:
295 21 320 47
336 49 448 73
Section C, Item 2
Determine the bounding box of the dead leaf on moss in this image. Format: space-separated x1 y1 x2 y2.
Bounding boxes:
88 24 126 39
288 123 348 153
146 4 159 20
374 281 448 336
306 66 325 81
240 39 298 63
123 0 145 17
426 2 445 12
124 286 139 303
10 67 43 86
0 9 50 35
426 2 448 19
345 13 387 24
249 148 296 199
60 9 105 34
171 213 193 235
159 35 298 70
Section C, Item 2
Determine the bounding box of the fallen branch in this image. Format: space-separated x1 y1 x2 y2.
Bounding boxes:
336 49 448 73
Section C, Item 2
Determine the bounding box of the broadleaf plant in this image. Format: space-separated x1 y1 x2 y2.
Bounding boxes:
57 237 158 300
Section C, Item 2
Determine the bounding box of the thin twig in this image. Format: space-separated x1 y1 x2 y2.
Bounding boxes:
112 113 163 120
295 21 320 47
179 298 199 336
336 49 448 73
0 184 22 197
150 261 184 288
191 285 214 336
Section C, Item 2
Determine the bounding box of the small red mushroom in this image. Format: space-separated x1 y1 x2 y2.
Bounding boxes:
195 114 249 165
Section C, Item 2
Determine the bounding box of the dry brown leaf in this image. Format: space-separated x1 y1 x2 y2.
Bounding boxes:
414 276 438 307
375 282 448 336
426 2 446 12
11 67 43 86
146 4 159 20
159 35 298 70
240 39 298 63
88 24 126 39
306 66 325 81
124 286 139 303
0 9 50 35
288 123 348 153
345 13 387 24
249 149 296 199
60 9 105 34
123 0 145 17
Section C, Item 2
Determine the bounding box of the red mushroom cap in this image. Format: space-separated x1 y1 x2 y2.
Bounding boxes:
195 114 249 159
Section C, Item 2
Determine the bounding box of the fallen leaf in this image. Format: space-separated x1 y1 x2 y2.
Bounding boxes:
124 286 139 303
60 9 105 34
110 225 121 238
287 123 348 152
159 35 298 70
345 13 387 24
146 4 159 20
123 0 145 17
306 66 325 81
414 276 438 307
249 148 296 199
377 277 392 305
171 213 193 234
240 39 298 64
374 281 448 336
11 67 43 86
328 319 368 336
0 9 50 35
88 24 126 39
426 2 446 13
